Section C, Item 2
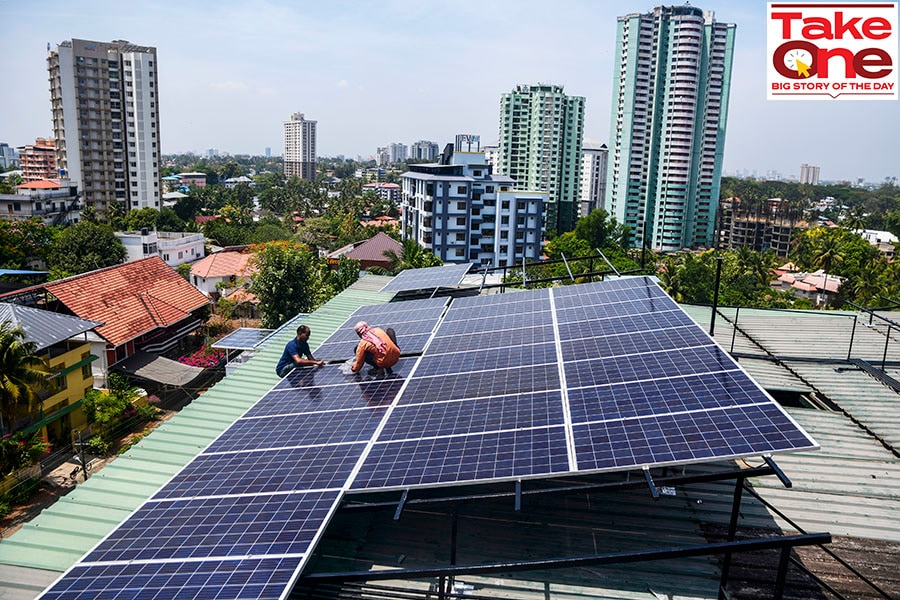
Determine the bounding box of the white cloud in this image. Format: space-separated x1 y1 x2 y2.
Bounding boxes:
336 80 349 89
257 87 276 96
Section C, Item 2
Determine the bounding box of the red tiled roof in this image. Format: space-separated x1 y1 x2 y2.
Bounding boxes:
342 232 402 262
43 257 210 347
16 180 60 189
191 252 254 279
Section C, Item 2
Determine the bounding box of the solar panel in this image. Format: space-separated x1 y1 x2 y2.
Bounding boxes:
312 297 448 360
42 276 819 599
212 327 277 350
379 263 472 292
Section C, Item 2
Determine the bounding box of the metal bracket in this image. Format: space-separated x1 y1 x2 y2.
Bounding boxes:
763 455 793 489
643 467 660 500
394 489 409 521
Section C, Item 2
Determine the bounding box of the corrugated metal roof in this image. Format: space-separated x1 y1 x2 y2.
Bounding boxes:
0 281 393 579
0 304 101 351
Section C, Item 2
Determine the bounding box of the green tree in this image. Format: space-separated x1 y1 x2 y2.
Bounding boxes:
123 207 160 231
0 219 58 270
573 209 629 250
249 241 324 328
0 173 23 195
173 194 203 222
48 222 127 277
381 239 442 274
157 207 186 232
0 322 48 432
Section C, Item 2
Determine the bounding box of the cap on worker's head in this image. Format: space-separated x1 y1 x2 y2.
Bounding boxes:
354 321 369 335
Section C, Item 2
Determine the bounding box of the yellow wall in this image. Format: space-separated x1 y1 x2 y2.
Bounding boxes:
40 343 94 443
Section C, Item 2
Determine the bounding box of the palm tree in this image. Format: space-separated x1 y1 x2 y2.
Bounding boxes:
380 239 442 275
0 321 48 433
812 233 845 274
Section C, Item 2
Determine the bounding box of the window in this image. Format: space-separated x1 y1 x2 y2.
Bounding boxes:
457 185 466 194
473 170 482 177
455 232 465 241
457 202 466 210
455 248 465 257
485 186 494 193
502 200 510 209
456 217 465 226
517 201 525 210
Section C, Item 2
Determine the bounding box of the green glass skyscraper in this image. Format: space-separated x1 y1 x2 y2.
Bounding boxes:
498 84 585 236
607 6 735 251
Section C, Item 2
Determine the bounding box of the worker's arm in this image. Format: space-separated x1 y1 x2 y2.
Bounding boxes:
350 341 367 372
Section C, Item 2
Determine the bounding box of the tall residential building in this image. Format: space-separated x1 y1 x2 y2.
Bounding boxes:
375 147 390 166
283 112 316 180
799 164 820 185
389 143 408 163
411 140 439 161
482 145 499 171
497 84 585 235
607 6 735 251
48 39 161 212
17 138 57 182
580 145 609 218
0 143 17 169
401 150 548 267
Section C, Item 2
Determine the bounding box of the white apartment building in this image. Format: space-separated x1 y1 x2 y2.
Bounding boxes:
411 140 439 161
115 229 206 267
284 112 316 180
48 39 161 213
580 146 609 218
401 150 548 267
800 164 820 185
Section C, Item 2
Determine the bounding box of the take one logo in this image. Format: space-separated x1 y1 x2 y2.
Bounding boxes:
767 2 898 100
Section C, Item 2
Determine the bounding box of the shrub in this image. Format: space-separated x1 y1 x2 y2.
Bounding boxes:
85 435 111 456
0 433 51 476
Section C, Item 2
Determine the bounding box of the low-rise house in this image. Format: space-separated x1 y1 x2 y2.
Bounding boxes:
776 267 844 306
326 231 401 271
223 176 253 189
0 179 80 226
0 304 100 444
362 182 401 203
190 250 255 299
0 257 211 388
115 229 206 267
176 172 207 188
857 229 898 261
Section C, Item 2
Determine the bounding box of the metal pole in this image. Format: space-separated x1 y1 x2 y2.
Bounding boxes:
718 474 745 598
730 306 740 354
773 546 792 600
710 256 724 337
78 430 89 481
848 315 858 361
882 325 892 372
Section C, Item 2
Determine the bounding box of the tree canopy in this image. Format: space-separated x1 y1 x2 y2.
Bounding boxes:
0 321 48 432
47 221 127 278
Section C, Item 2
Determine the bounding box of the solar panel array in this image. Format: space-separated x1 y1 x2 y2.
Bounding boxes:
312 297 448 361
212 327 277 350
41 277 818 599
378 263 472 293
41 362 412 600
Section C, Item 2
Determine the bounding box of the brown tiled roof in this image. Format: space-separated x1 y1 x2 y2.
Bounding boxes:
343 232 401 262
190 251 254 278
16 180 60 189
43 257 210 346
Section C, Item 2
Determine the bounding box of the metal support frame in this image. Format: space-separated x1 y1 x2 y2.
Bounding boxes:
303 533 831 583
763 455 793 488
718 473 747 599
643 467 660 500
393 489 409 521
514 480 522 511
595 248 621 277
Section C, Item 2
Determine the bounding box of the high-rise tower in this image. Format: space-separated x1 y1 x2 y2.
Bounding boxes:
283 113 317 180
48 39 161 213
607 6 735 251
497 84 585 235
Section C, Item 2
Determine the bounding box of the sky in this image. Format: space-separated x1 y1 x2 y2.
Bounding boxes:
0 0 898 183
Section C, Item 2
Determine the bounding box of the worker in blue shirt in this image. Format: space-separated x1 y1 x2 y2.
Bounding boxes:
276 325 325 377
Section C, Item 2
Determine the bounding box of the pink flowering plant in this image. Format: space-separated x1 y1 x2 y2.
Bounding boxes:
0 432 51 476
177 345 225 368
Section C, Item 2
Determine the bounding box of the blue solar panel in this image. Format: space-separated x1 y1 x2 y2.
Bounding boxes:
379 264 472 292
207 406 387 453
41 557 299 600
568 371 774 423
557 309 694 339
380 391 565 441
212 327 277 350
435 310 553 335
153 444 366 499
572 403 815 471
246 379 404 418
414 343 557 375
84 491 339 562
560 325 712 361
351 426 570 489
401 364 561 404
434 326 548 354
564 344 730 388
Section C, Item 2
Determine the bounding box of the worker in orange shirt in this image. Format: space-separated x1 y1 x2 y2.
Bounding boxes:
351 321 400 376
